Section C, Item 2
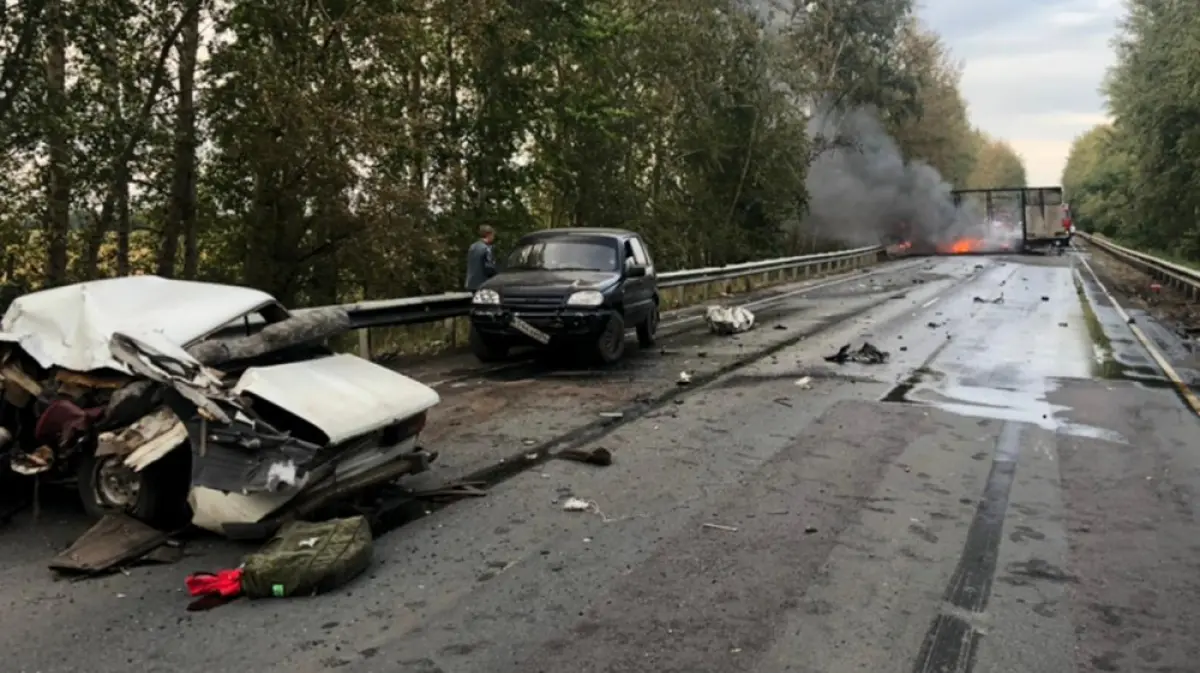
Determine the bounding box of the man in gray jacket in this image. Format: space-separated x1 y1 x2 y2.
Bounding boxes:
465 225 498 291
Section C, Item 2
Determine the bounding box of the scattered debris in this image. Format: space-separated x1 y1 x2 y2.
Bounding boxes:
559 447 613 466
599 411 624 419
562 497 592 511
773 397 792 407
794 376 812 389
10 444 55 475
973 294 1004 304
705 305 755 335
49 514 180 576
412 482 487 503
1150 282 1162 293
825 343 889 365
926 321 943 328
702 523 738 532
804 526 818 534
677 371 692 385
774 324 787 330
1059 322 1068 327
1041 296 1049 301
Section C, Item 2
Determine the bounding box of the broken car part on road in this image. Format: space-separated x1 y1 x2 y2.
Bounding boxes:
705 305 756 335
0 276 442 550
824 343 890 364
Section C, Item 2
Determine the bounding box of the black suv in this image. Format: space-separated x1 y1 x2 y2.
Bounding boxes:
468 228 660 364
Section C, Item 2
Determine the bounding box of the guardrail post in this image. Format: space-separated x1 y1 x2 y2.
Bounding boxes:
358 328 371 360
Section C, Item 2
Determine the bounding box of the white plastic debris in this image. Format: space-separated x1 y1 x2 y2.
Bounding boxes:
705 305 755 335
562 497 592 511
794 376 812 389
678 371 692 385
560 497 616 522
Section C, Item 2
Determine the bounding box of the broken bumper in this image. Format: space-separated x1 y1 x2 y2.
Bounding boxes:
190 433 435 537
470 308 611 341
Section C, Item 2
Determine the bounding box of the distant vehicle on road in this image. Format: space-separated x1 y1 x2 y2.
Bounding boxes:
950 186 1065 253
468 228 660 364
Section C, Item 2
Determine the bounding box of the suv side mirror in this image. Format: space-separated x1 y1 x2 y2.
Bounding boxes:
626 265 647 278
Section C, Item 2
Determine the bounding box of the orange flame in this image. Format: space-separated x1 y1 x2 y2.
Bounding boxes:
937 238 985 254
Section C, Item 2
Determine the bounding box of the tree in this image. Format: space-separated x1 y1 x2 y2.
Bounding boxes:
0 0 1004 308
1062 124 1130 237
1062 0 1200 258
967 133 1026 188
887 19 974 186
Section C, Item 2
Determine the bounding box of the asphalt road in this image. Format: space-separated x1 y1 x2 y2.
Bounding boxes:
2 252 1198 673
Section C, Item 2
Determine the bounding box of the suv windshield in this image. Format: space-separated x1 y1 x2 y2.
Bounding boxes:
506 239 618 272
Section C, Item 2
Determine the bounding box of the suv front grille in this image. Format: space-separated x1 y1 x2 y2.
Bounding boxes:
501 294 563 313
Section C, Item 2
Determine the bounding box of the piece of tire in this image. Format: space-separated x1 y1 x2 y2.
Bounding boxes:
636 301 659 348
594 313 626 364
77 443 192 529
469 326 509 362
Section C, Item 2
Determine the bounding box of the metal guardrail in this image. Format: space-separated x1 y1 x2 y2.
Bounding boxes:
1076 232 1200 297
334 245 884 328
324 244 885 356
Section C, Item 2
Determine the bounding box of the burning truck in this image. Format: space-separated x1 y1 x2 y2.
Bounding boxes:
889 186 1065 255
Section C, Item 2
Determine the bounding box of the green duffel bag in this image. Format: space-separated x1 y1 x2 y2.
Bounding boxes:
241 516 373 599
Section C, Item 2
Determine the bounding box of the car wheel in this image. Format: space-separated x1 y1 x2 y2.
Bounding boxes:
594 313 626 364
469 326 509 362
77 444 192 529
636 302 659 348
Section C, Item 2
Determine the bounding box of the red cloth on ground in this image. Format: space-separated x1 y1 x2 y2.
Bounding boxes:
185 569 244 610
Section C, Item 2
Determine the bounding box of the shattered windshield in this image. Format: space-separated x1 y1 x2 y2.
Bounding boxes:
506 240 619 272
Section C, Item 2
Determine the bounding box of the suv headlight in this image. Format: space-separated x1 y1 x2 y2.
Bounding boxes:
566 290 604 307
473 289 500 305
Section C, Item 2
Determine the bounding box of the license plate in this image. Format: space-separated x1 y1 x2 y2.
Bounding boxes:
510 316 551 345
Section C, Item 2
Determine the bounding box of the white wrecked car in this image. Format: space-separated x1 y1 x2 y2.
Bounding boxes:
0 276 440 537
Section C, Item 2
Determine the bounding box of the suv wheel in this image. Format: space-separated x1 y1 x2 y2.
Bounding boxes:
470 326 509 362
637 302 659 348
595 313 626 364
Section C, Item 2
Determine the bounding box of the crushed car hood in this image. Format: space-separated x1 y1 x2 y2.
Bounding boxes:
232 353 440 444
0 276 275 372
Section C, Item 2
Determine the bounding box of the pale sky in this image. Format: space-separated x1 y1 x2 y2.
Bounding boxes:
919 0 1123 185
